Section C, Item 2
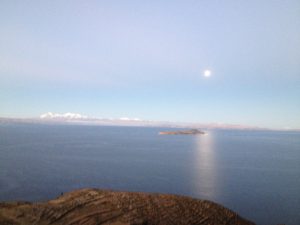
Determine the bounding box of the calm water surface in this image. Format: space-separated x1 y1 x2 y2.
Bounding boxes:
0 123 299 225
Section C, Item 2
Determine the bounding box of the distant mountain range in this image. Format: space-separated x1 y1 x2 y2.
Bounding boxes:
0 112 298 131
40 112 88 120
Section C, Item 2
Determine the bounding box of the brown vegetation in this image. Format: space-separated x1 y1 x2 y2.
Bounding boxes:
0 188 255 225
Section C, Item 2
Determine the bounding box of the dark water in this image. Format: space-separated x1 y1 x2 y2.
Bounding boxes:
0 123 299 225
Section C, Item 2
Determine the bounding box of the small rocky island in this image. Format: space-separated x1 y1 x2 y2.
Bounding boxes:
159 129 205 135
0 188 255 225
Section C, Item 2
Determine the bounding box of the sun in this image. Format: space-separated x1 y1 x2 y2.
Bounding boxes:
204 69 211 77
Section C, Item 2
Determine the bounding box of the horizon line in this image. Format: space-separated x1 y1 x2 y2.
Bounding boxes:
0 115 299 132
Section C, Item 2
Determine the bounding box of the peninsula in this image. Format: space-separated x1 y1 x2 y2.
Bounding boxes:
0 188 255 225
159 129 205 135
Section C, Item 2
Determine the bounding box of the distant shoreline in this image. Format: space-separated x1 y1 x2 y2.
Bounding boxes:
159 129 205 135
1 117 299 132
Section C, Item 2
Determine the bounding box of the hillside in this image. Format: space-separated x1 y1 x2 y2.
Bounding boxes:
0 188 255 225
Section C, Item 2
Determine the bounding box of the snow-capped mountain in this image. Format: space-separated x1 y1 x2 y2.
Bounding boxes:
119 117 141 121
40 112 88 120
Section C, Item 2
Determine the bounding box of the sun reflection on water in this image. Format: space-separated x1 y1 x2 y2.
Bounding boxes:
193 132 219 200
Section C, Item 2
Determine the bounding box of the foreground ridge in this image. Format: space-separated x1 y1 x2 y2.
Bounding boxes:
0 188 255 225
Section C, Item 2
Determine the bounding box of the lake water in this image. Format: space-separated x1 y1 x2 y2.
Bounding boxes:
0 123 299 225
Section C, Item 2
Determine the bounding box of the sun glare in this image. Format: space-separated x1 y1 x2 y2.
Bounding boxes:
204 70 211 77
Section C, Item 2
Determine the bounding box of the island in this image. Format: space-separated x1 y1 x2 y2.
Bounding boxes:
159 129 205 135
0 188 255 225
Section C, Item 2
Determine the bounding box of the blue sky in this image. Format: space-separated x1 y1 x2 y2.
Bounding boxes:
0 0 299 129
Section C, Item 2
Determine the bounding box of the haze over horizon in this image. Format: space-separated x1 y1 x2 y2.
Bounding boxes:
1 1 299 129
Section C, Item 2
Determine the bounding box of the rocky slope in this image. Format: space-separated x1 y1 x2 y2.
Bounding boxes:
0 188 255 225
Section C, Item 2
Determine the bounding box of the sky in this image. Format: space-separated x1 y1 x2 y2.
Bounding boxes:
0 0 299 129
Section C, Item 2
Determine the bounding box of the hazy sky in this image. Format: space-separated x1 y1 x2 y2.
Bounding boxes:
1 0 299 129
